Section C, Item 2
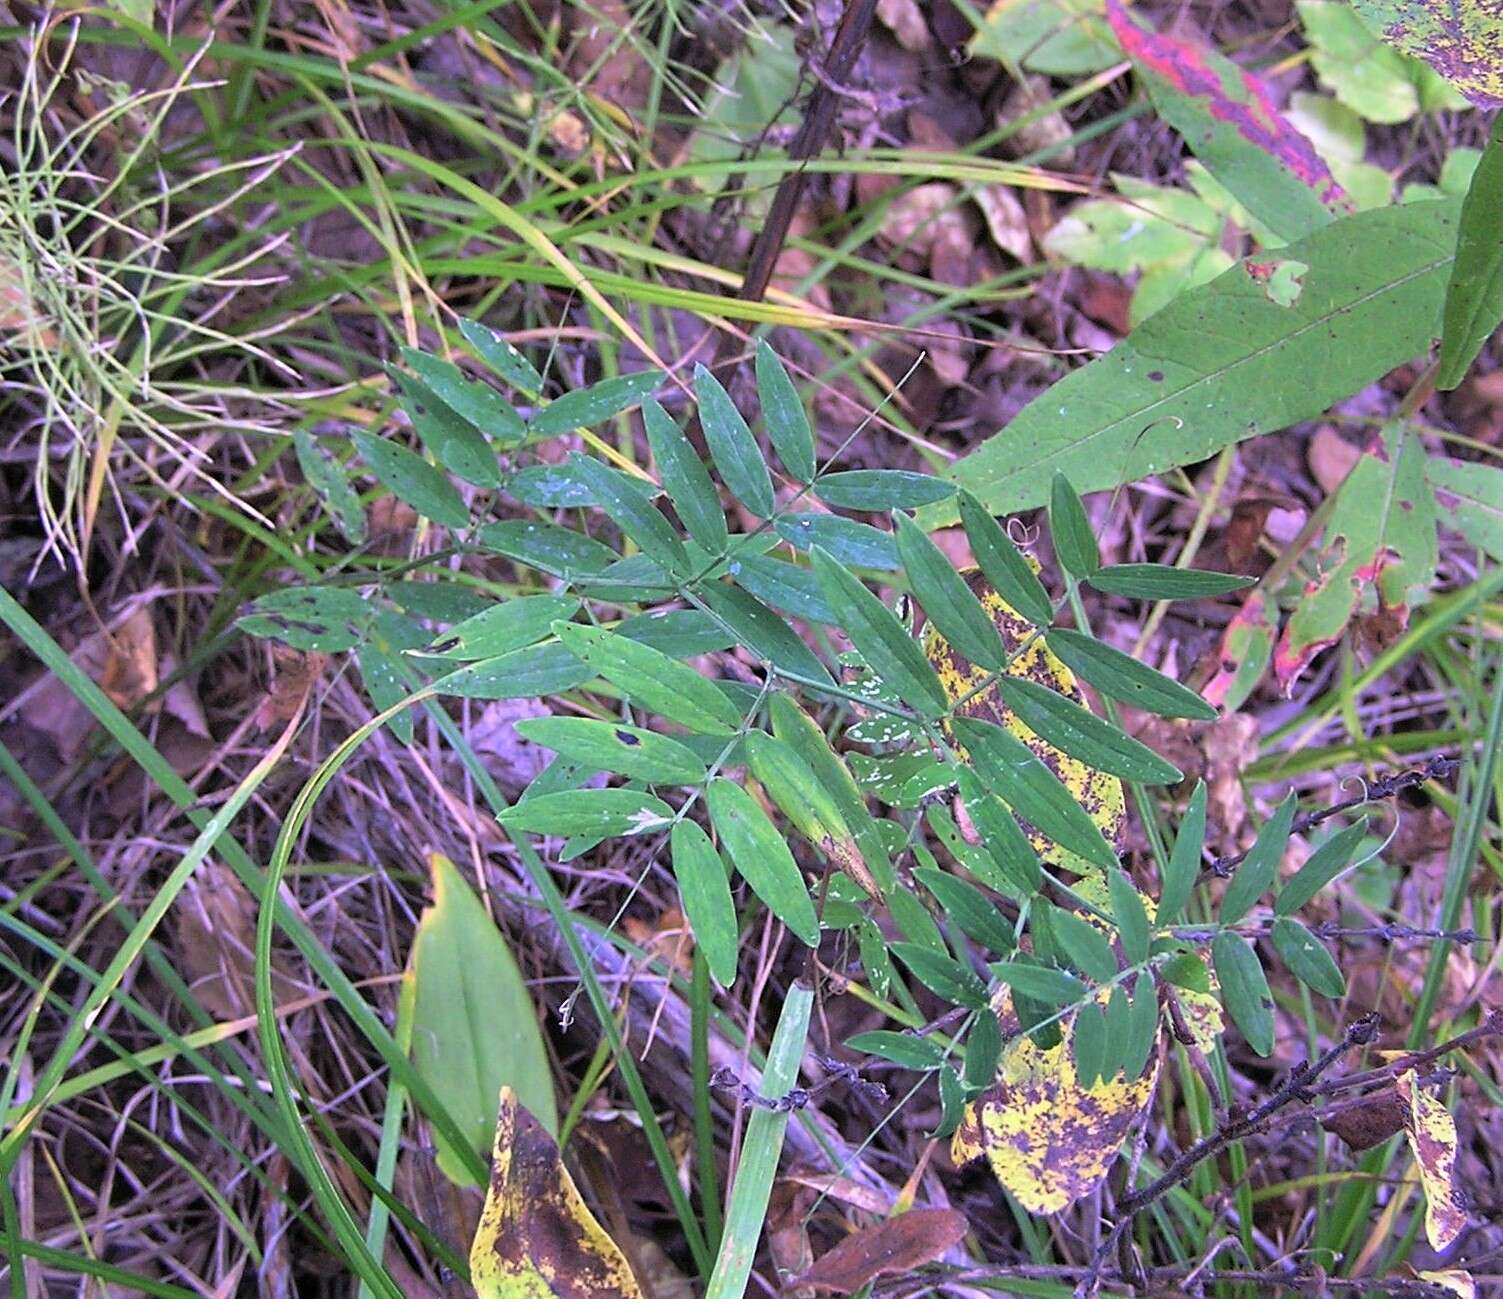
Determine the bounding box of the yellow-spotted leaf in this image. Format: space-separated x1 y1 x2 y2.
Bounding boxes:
951 987 1159 1213
1397 1069 1467 1251
924 569 1126 871
1414 1269 1475 1299
471 1086 647 1299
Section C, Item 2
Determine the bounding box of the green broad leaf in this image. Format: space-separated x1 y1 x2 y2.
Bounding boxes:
956 770 1044 896
890 884 948 954
1049 907 1120 983
1122 981 1160 1078
932 1065 968 1140
971 0 1119 76
351 430 469 530
356 642 415 743
1073 1002 1111 1088
896 513 1006 671
811 547 950 718
1211 931 1275 1057
964 1009 1003 1091
1438 115 1503 389
857 918 895 999
846 1030 947 1070
997 677 1183 784
425 595 579 660
1221 791 1298 924
1044 629 1217 721
1275 818 1370 916
1087 564 1255 600
755 340 816 484
566 453 690 576
294 429 367 544
1271 916 1346 998
769 694 894 897
512 717 708 785
1298 0 1433 122
915 868 1016 954
815 471 957 511
432 644 594 699
528 370 664 438
477 520 618 578
733 555 837 625
891 942 991 1008
1109 869 1151 965
743 731 847 850
1429 457 1503 562
641 398 728 554
1161 952 1212 994
1350 0 1503 109
496 788 674 838
506 463 600 508
990 959 1088 1007
239 586 369 652
693 363 774 518
1049 472 1100 578
1158 781 1207 925
776 514 900 570
954 718 1119 871
458 318 545 396
616 610 735 658
399 348 524 449
411 853 557 1184
388 581 492 624
705 778 819 946
942 200 1461 518
552 622 743 735
957 491 1055 627
669 821 739 986
696 581 833 685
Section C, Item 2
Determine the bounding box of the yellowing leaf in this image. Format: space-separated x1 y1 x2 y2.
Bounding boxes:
951 987 1157 1213
925 570 1125 870
1397 1069 1467 1251
1415 1269 1475 1299
471 1086 647 1299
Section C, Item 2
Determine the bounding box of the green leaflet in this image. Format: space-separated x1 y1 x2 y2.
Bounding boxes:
1438 114 1503 388
669 821 740 987
1087 564 1255 600
1049 472 1100 578
1220 791 1298 924
896 513 1005 671
240 586 369 652
496 789 674 838
1271 916 1346 998
891 942 991 1008
1276 818 1370 916
955 770 1043 896
351 429 469 530
1108 869 1150 965
1212 931 1275 1057
939 200 1460 518
642 398 728 554
1073 1002 1111 1088
777 514 900 571
425 596 580 660
459 317 545 397
294 429 367 544
1044 629 1217 721
957 490 1055 627
915 867 1016 954
696 581 833 685
432 644 594 700
567 453 691 577
1157 781 1207 925
528 370 664 437
989 959 1088 1007
399 348 524 453
997 677 1183 784
478 520 619 578
1049 906 1119 983
512 717 708 785
965 1011 1004 1091
846 1030 947 1070
705 778 818 946
694 363 774 518
754 340 816 484
733 555 837 625
816 471 957 510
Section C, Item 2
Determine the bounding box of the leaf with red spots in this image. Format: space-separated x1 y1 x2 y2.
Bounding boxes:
1397 1070 1468 1251
1275 422 1437 690
1351 0 1503 108
1204 592 1276 712
1106 0 1349 241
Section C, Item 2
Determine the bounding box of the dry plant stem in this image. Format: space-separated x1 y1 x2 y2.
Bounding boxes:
882 1264 1464 1296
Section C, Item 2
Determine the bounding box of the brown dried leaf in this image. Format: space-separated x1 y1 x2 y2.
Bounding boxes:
1322 1088 1408 1152
790 1209 969 1293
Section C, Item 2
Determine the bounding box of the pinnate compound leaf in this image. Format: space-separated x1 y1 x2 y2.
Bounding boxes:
1271 917 1346 998
1211 931 1275 1057
957 491 1055 627
528 370 663 438
705 778 819 946
791 1210 970 1294
1045 629 1217 721
470 1086 645 1299
755 340 816 484
941 200 1460 519
694 362 774 518
1048 472 1100 578
1220 791 1298 924
1106 0 1347 241
1087 564 1255 600
1438 115 1503 389
1397 1069 1467 1250
897 514 1005 671
414 856 557 1186
1351 0 1503 108
351 430 469 529
669 821 739 986
641 398 727 553
1158 780 1206 925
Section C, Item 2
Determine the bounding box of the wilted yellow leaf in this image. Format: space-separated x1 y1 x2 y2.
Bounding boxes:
924 572 1126 871
952 988 1157 1213
1397 1070 1466 1252
1415 1269 1474 1298
471 1086 646 1299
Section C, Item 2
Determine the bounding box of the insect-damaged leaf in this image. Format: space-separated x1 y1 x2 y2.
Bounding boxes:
470 1086 646 1299
1350 0 1503 108
1276 422 1437 689
1203 591 1278 713
952 988 1159 1213
512 717 708 785
790 1209 970 1294
1397 1069 1467 1251
1105 0 1347 242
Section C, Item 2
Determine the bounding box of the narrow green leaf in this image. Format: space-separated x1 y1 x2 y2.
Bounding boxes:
1105 984 1131 1067
931 1065 968 1139
891 942 990 1008
816 471 957 510
964 1009 1003 1090
742 732 845 849
567 453 690 576
755 340 816 484
811 547 950 718
507 463 600 508
294 429 367 544
694 363 774 518
459 317 546 396
1109 870 1151 965
432 643 594 699
733 556 837 625
890 884 947 953
957 490 1054 626
477 519 618 578
1275 818 1369 916
1271 916 1346 998
1073 1002 1110 1087
1157 781 1206 925
777 514 900 570
399 348 523 450
1045 628 1218 721
990 959 1088 1007
896 513 1005 671
1050 907 1120 983
1122 981 1160 1078
642 397 728 554
357 643 415 744
1050 472 1100 577
1087 564 1255 600
424 595 579 660
617 610 735 658
857 918 894 999
697 582 833 684
513 717 708 784
239 586 368 652
1161 952 1211 994
496 788 674 838
998 677 1183 784
846 1030 946 1070
351 430 469 530
706 778 819 946
1212 931 1275 1057
553 622 742 734
915 867 1016 954
955 717 1119 870
1438 116 1503 389
1220 791 1297 924
529 370 664 438
956 770 1042 896
670 821 739 986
